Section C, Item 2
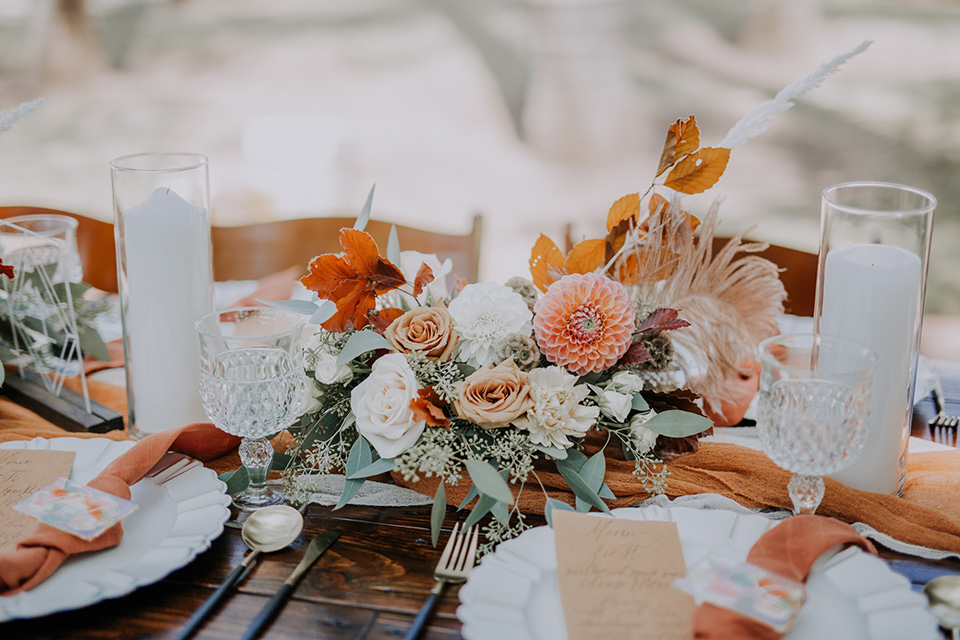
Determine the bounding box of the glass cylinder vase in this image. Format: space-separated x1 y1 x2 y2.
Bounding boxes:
110 153 214 438
815 181 936 495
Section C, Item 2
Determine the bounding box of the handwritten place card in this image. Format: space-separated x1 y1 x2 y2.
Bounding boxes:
553 510 695 640
0 449 76 552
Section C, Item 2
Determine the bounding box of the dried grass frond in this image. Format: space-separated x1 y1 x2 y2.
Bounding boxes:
626 199 785 416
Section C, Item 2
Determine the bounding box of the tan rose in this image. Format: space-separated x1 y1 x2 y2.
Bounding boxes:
455 360 532 428
385 303 459 362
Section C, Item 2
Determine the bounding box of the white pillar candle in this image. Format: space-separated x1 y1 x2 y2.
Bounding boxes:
821 243 921 494
123 188 212 434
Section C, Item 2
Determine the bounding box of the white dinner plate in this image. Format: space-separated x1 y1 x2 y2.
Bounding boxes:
457 505 939 640
0 436 230 621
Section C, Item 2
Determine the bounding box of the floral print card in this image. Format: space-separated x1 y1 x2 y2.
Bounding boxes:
12 477 137 541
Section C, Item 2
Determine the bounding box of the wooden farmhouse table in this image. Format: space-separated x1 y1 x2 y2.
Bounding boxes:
4 370 960 640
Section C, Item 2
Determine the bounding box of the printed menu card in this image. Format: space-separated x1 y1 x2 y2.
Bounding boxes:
0 449 75 551
553 510 695 640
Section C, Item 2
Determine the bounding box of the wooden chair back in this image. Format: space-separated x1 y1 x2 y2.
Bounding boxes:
0 207 484 293
211 215 483 283
712 236 818 317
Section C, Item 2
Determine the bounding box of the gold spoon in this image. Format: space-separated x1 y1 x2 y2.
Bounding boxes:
174 505 304 640
924 575 960 640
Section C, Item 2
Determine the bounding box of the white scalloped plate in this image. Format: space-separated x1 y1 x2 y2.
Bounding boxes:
0 437 230 621
458 505 939 640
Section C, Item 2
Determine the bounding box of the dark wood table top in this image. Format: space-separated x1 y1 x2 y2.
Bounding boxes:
5 367 960 640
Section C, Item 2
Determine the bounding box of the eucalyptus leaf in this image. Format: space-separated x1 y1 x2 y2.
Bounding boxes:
77 324 110 362
336 330 392 367
598 482 616 500
556 464 610 514
464 494 496 529
387 225 401 266
632 393 650 412
455 363 477 378
430 482 447 547
335 478 364 510
544 497 575 526
354 184 376 232
561 448 588 471
221 466 249 495
310 299 337 325
643 410 713 438
578 371 604 386
457 483 479 510
533 443 568 460
256 298 319 316
346 456 396 479
579 452 606 492
344 435 373 477
464 459 514 505
491 500 511 526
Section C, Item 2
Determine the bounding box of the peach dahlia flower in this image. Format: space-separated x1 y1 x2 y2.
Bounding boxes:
533 273 635 375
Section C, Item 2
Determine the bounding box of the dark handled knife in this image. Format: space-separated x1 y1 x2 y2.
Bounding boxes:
240 529 342 640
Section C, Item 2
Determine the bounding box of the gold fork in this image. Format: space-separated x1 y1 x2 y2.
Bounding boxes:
403 523 479 640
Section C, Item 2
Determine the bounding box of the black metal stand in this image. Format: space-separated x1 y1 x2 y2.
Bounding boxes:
1 369 124 433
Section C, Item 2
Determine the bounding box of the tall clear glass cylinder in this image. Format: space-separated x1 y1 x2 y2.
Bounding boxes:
110 153 214 438
815 181 936 495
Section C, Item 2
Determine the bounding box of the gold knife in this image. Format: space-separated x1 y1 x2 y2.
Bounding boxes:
241 529 342 640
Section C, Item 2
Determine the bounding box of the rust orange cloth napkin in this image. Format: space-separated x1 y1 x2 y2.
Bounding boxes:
0 422 232 595
693 516 875 639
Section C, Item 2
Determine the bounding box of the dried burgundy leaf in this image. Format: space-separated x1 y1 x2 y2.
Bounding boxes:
637 307 691 334
619 341 652 366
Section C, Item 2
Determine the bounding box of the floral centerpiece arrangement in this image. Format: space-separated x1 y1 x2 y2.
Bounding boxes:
232 42 870 550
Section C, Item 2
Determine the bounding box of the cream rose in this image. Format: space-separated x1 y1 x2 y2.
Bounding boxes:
455 360 532 427
385 304 459 362
315 351 353 385
350 353 425 459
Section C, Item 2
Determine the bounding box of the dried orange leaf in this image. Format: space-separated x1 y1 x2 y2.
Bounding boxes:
529 234 566 293
564 238 607 274
413 262 434 297
605 193 641 232
663 147 730 195
642 194 701 234
656 116 700 177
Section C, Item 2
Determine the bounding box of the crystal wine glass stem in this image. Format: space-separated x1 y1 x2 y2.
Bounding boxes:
788 474 825 515
239 437 274 496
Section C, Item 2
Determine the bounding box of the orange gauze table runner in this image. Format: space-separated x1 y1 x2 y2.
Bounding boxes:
398 438 960 554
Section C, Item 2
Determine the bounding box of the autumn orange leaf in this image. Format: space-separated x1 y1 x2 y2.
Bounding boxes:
663 147 730 195
529 234 566 292
564 238 607 274
410 387 449 427
413 262 434 298
300 228 405 331
606 193 641 232
656 116 700 177
0 259 13 280
368 307 406 334
643 193 701 234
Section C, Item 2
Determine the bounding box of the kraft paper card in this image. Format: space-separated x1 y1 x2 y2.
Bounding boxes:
553 510 695 640
0 449 75 551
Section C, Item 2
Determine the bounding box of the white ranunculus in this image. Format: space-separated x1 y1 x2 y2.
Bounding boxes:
448 282 533 368
399 251 453 305
628 410 659 455
608 370 644 395
513 366 598 449
300 383 322 416
314 351 353 385
350 353 425 459
598 390 632 423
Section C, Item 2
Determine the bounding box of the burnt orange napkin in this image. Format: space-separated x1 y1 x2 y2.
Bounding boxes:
0 422 231 595
693 516 875 639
